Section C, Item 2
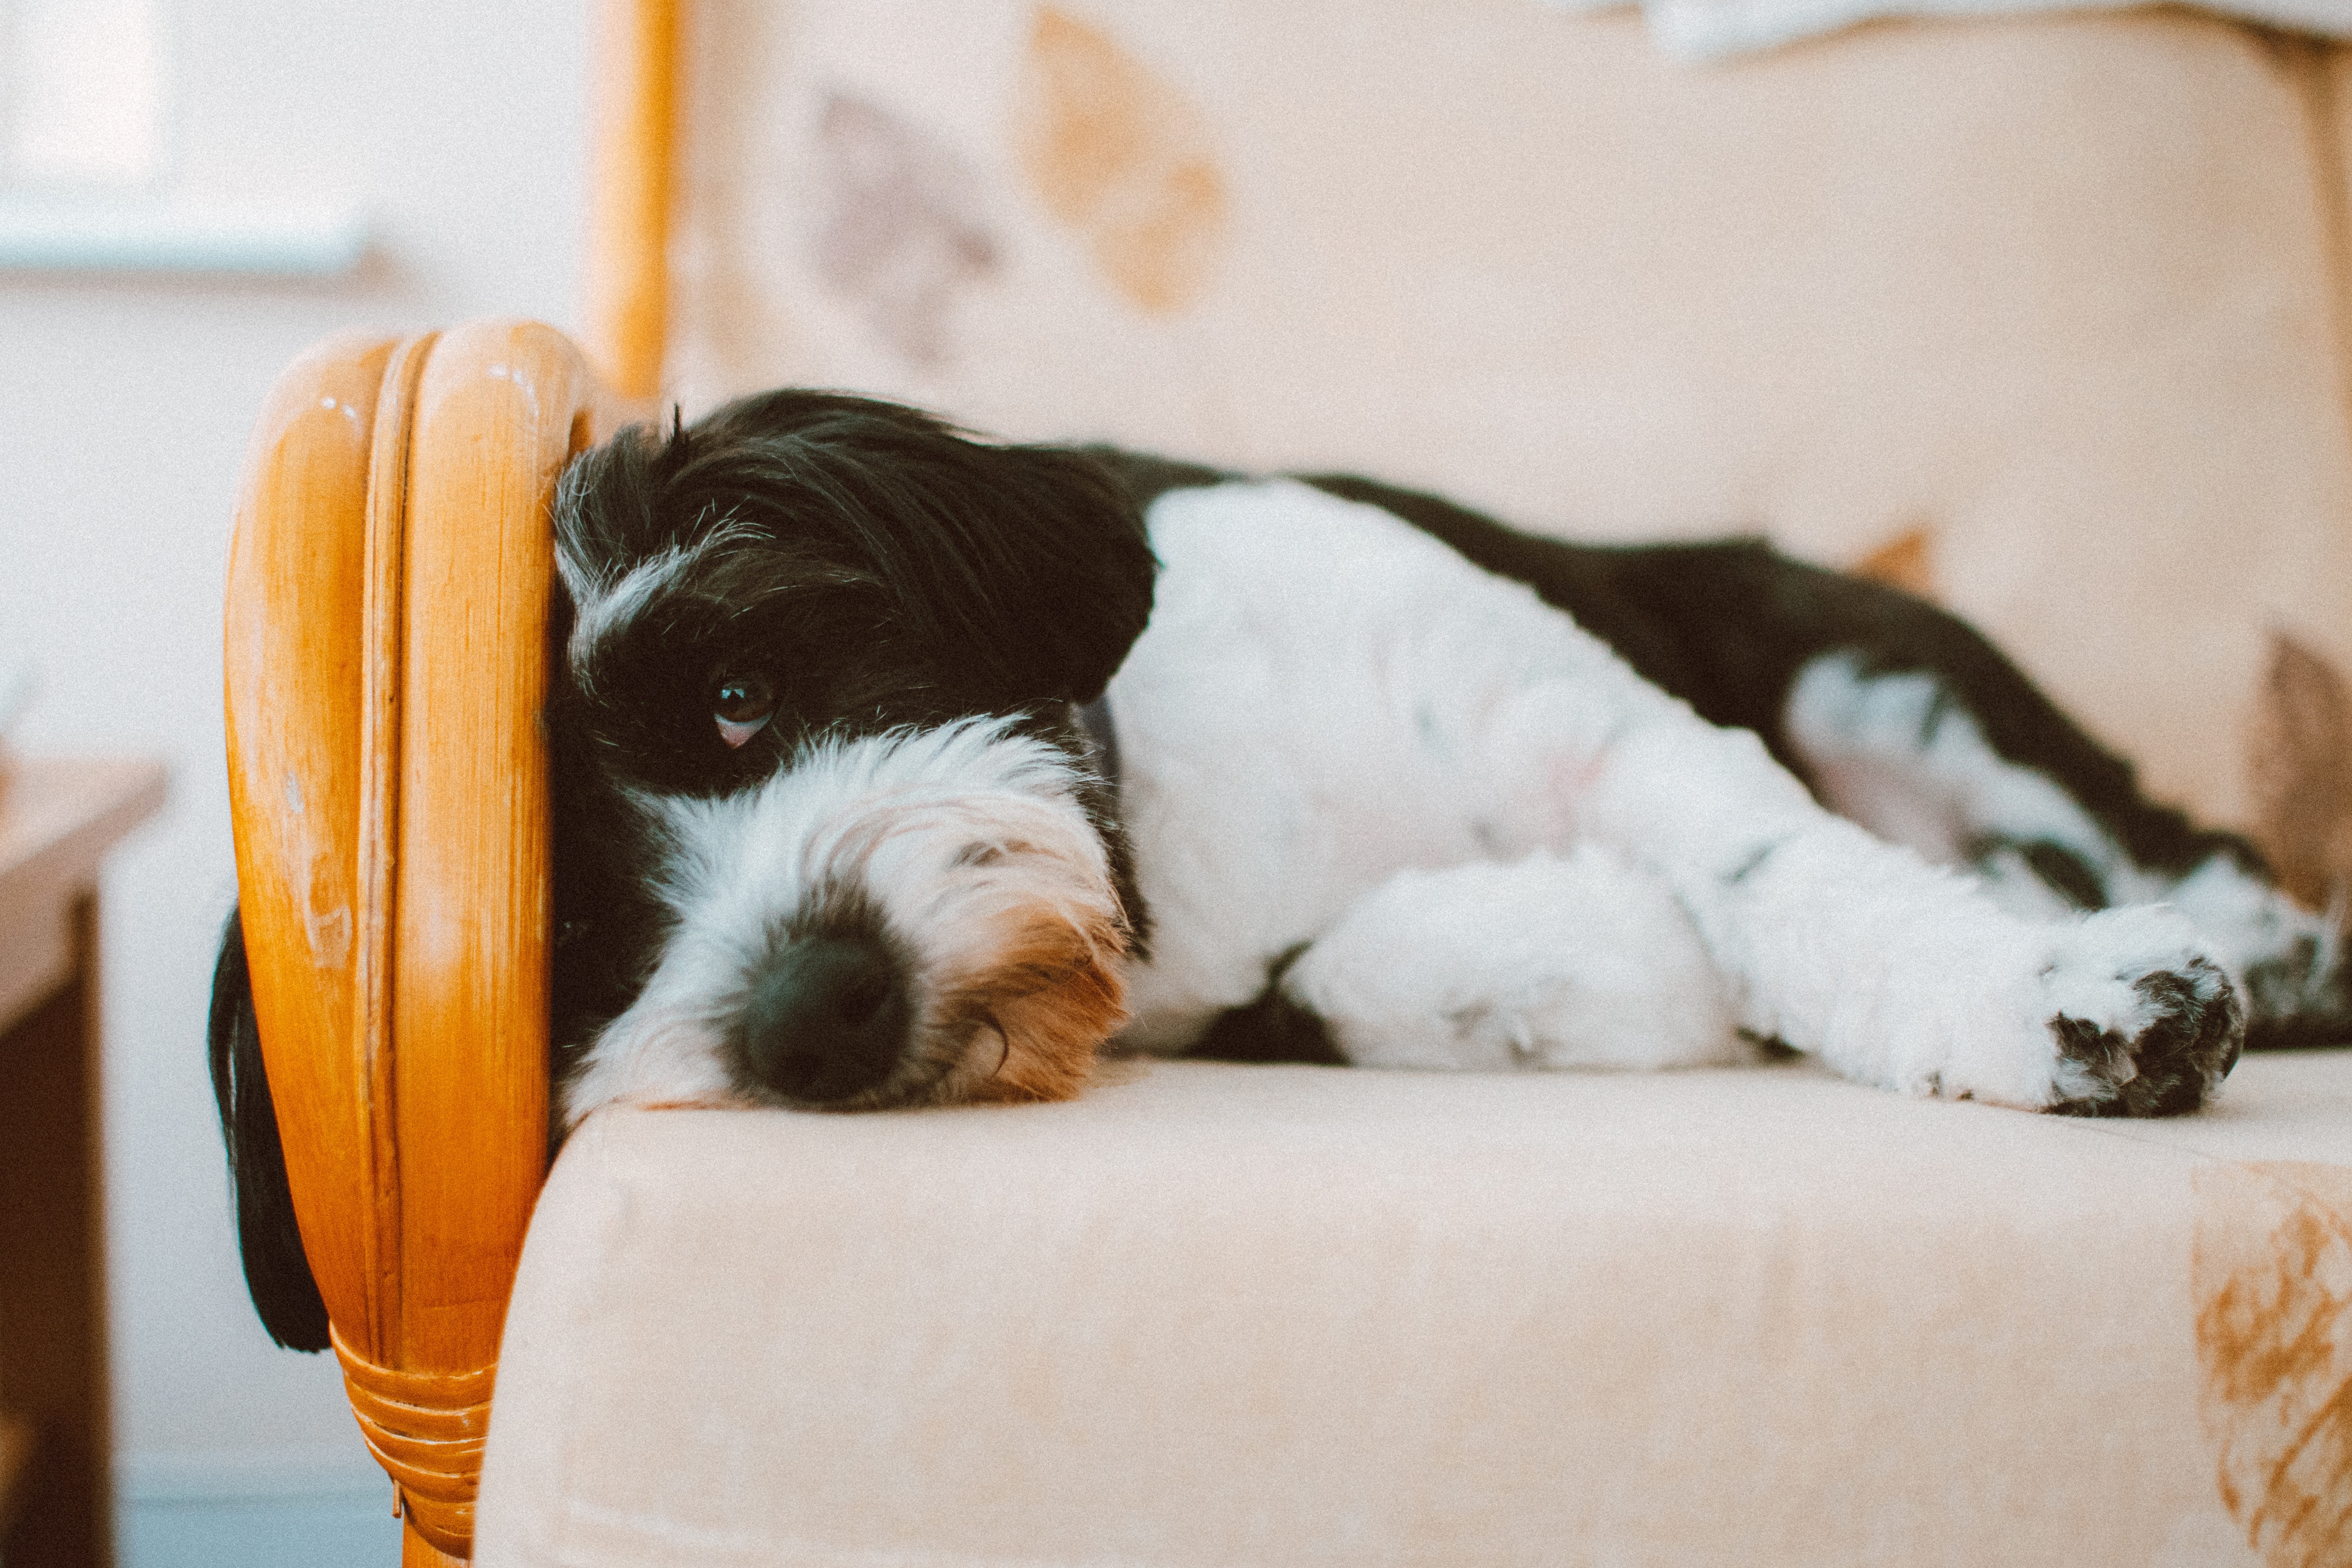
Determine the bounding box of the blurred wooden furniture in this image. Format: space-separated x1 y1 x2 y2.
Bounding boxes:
218 11 668 1561
0 755 166 1568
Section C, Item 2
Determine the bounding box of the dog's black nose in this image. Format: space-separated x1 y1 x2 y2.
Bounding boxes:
738 936 909 1103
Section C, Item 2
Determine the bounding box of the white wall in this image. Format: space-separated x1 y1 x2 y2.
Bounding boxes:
0 0 586 1551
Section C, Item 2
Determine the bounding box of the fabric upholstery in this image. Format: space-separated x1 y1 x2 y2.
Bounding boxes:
475 13 2352 1564
476 1052 2352 1567
673 0 2352 855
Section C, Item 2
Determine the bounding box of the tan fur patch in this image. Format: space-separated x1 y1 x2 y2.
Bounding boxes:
1851 526 1937 600
948 908 1129 1104
1014 6 1227 315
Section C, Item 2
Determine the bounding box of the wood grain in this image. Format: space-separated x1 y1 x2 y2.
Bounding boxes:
390 321 610 1377
584 0 680 400
0 1411 30 1536
227 321 629 1561
224 330 399 1344
0 897 122 1567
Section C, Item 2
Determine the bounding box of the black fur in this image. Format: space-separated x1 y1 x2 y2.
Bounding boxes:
1189 945 1347 1066
2048 960 2244 1118
558 391 1154 802
550 389 1157 1026
206 911 331 1351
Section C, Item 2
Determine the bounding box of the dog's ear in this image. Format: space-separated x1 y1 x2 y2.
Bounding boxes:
208 906 332 1352
933 440 1157 707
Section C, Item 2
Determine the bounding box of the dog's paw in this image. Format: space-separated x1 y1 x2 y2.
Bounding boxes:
2036 907 2244 1118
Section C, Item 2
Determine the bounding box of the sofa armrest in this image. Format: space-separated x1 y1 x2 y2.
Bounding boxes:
224 321 625 1562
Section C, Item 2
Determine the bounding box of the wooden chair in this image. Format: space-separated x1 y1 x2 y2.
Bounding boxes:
225 3 2352 1562
224 322 631 1563
223 0 673 1554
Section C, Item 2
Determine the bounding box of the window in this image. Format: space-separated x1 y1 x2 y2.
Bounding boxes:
0 0 165 191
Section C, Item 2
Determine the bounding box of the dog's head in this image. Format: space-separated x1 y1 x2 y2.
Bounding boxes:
549 390 1155 1122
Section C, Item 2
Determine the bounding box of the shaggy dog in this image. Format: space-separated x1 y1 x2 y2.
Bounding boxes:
212 389 2349 1349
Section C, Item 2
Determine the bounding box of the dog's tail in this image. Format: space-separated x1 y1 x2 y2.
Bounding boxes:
207 906 331 1351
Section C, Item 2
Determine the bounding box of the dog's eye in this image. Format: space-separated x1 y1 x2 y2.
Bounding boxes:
713 675 775 748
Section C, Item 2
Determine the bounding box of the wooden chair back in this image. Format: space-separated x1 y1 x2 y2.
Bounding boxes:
224 322 628 1562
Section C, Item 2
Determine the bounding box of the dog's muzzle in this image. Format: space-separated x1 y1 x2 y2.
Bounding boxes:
560 719 1132 1123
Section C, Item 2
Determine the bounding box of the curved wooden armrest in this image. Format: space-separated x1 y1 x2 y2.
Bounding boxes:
224 321 633 1563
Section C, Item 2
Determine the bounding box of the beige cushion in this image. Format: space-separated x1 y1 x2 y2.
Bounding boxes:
674 2 2352 850
476 1052 2352 1567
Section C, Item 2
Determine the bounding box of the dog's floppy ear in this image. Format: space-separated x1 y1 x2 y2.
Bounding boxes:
207 906 332 1352
940 439 1156 707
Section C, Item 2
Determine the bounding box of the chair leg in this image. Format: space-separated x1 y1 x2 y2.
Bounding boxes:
402 1521 467 1566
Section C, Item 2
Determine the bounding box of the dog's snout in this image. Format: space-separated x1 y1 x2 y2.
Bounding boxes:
739 936 909 1103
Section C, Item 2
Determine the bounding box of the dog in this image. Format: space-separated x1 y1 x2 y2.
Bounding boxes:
211 388 2352 1350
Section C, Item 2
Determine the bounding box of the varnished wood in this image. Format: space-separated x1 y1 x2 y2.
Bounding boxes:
358 332 436 1363
0 1410 30 1535
0 901 108 1568
584 0 681 400
402 1524 467 1568
390 321 601 1379
226 321 630 1560
225 330 400 1347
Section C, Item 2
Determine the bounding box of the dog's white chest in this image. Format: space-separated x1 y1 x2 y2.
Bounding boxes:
1105 479 1642 1049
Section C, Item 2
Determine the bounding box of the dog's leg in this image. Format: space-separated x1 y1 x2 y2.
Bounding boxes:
1557 677 2242 1115
1783 651 2348 1050
1264 846 1745 1073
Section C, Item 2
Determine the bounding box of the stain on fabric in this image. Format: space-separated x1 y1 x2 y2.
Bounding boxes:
1851 526 1937 600
2191 1160 2352 1568
1014 6 1227 315
812 91 999 367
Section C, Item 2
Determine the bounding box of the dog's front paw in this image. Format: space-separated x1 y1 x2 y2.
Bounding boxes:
2038 907 2244 1117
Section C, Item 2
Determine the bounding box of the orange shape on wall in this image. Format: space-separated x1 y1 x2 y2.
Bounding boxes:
1015 5 1228 316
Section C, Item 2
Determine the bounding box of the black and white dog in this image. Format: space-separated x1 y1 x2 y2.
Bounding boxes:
212 388 2349 1349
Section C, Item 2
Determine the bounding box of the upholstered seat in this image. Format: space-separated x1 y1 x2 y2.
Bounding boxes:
477 1051 2352 1568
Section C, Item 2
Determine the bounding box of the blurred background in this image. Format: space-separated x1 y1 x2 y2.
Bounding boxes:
0 1 584 1560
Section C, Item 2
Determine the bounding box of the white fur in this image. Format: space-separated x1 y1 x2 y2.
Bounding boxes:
1105 480 2220 1108
563 718 1117 1121
1286 847 1744 1072
559 512 759 694
1786 651 2338 999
